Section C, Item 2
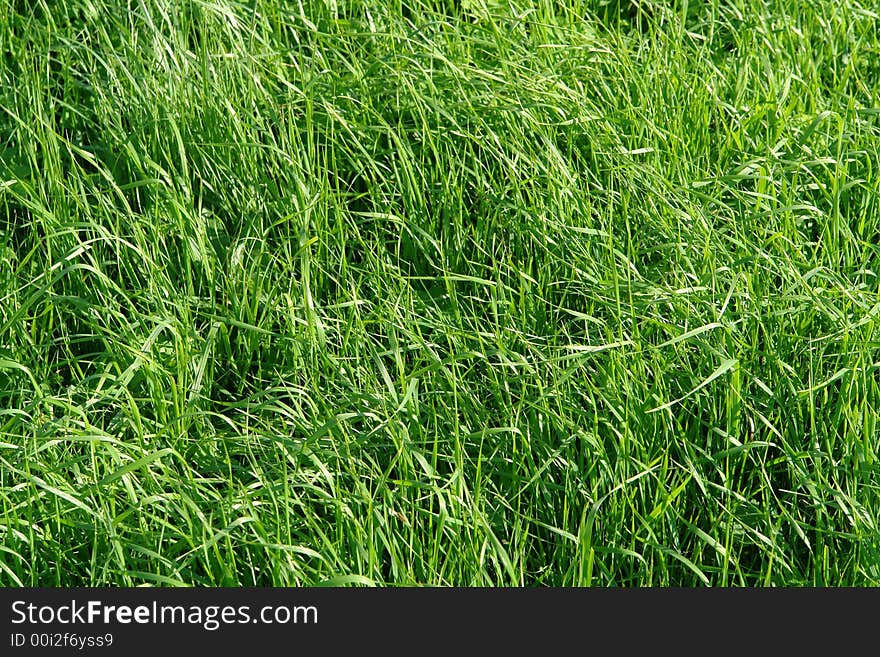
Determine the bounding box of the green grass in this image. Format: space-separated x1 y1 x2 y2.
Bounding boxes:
1 0 879 586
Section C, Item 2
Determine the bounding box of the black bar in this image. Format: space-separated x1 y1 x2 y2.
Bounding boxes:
1 587 877 654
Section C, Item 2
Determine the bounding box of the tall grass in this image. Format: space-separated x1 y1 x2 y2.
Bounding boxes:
1 0 878 585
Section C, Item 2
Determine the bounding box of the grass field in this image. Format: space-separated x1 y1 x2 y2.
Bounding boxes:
1 0 879 586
